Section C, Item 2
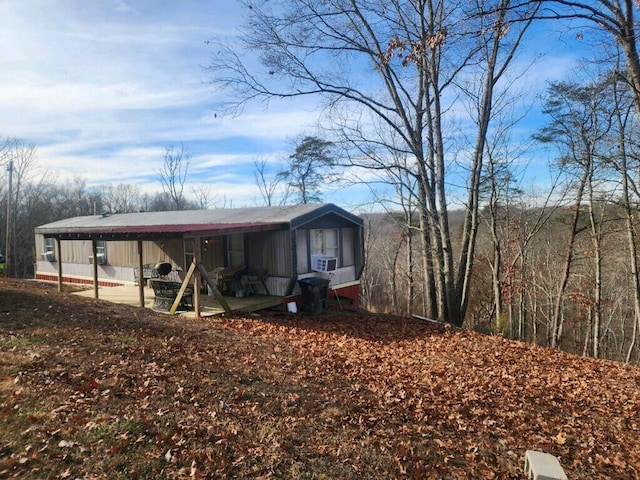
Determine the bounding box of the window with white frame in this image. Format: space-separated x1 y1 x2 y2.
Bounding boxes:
310 228 339 260
44 238 55 254
96 240 107 256
94 240 108 264
43 237 56 261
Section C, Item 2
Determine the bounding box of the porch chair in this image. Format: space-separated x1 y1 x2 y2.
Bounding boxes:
149 278 194 312
244 268 270 296
212 265 245 295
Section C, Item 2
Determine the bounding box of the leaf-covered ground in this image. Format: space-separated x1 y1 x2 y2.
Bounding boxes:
1 280 639 479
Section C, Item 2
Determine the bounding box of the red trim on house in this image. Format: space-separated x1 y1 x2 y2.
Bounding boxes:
330 284 360 310
35 273 125 288
283 284 360 313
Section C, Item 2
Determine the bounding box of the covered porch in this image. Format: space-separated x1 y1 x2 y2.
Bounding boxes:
72 283 286 317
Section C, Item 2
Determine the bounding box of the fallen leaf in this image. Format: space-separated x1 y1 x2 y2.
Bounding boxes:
165 449 174 462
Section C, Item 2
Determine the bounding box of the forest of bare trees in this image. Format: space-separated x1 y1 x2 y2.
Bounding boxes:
360 65 640 365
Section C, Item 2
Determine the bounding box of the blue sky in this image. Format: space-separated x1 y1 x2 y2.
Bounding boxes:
0 0 591 211
0 0 323 207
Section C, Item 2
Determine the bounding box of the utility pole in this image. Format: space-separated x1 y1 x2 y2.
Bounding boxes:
5 160 13 278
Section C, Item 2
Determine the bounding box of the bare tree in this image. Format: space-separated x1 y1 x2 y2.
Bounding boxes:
608 59 640 362
209 0 538 326
192 184 214 209
0 138 38 276
535 78 614 349
523 2 640 123
102 183 142 213
254 157 282 206
158 143 190 210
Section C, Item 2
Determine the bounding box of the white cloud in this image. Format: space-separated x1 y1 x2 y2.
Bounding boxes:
0 0 322 200
0 0 611 211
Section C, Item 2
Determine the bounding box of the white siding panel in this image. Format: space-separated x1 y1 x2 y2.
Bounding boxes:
296 266 356 290
246 230 291 277
296 229 308 273
36 261 137 283
265 276 292 297
342 227 355 266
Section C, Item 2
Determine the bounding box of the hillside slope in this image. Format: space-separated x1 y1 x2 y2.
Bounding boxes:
1 280 639 479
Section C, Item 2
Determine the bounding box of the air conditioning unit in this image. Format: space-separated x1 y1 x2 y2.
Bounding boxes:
88 253 107 265
41 251 55 262
311 254 337 273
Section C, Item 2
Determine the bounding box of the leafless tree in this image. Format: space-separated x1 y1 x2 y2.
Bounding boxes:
0 138 38 276
158 143 190 210
608 58 640 362
254 156 282 206
209 0 538 326
525 1 640 119
192 184 214 210
102 183 142 213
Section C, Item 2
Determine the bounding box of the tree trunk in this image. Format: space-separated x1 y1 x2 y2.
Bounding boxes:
551 168 588 349
587 192 602 358
407 226 414 315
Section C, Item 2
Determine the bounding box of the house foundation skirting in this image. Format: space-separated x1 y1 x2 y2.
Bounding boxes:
36 273 125 288
285 282 360 313
332 283 359 306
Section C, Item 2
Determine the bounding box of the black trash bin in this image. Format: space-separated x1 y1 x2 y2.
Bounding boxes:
298 277 330 315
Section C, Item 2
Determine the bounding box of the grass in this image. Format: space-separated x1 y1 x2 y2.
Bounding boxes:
0 335 46 348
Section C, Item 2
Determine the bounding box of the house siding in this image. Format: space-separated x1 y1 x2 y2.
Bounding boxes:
342 227 355 266
295 229 308 274
34 234 187 283
201 236 224 272
42 237 185 270
128 239 185 269
244 230 292 297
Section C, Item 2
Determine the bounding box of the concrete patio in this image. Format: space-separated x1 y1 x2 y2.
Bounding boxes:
73 284 285 317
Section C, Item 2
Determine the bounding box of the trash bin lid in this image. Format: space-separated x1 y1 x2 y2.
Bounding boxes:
298 277 330 287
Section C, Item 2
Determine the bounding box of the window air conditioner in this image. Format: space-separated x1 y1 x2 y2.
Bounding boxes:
88 253 107 265
311 254 337 273
42 251 55 262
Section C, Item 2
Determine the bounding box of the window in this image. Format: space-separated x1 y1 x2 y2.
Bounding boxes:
96 240 107 257
96 240 107 264
44 238 55 253
184 239 194 268
311 229 339 260
228 234 244 266
89 240 108 264
42 237 56 261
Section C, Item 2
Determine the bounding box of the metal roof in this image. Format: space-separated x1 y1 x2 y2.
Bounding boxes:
35 203 363 240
